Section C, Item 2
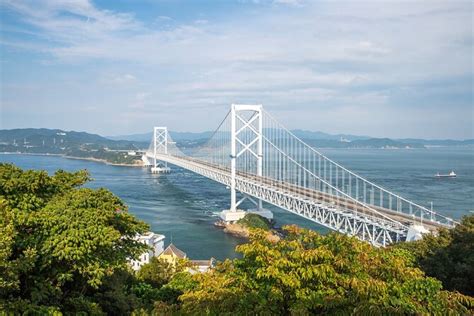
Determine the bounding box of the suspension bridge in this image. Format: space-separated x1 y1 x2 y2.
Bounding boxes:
143 104 456 247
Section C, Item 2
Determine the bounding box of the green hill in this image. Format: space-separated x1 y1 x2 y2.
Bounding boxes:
0 128 148 165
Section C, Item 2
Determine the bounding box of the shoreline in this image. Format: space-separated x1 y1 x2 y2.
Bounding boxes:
63 155 144 167
0 152 144 168
214 219 282 242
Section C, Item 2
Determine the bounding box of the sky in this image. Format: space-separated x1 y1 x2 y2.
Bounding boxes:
0 0 472 139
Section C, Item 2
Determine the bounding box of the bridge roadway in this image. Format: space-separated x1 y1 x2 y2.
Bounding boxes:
151 154 447 238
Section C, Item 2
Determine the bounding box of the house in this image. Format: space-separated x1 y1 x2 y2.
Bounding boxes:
158 243 187 266
130 232 166 271
158 243 216 273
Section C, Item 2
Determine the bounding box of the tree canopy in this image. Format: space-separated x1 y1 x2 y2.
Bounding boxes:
395 214 474 296
0 163 149 313
237 213 272 230
178 226 473 315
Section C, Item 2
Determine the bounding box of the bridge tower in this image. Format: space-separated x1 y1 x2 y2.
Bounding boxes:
220 104 273 222
151 127 171 174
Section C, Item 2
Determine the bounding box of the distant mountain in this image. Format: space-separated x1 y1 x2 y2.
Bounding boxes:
107 132 152 142
396 138 474 146
3 129 472 152
108 130 473 148
302 138 425 149
108 129 371 142
291 129 370 141
108 131 214 142
350 138 425 149
0 128 148 152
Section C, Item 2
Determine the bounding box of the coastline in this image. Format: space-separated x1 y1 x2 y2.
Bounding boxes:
214 219 281 242
63 155 144 167
0 152 144 168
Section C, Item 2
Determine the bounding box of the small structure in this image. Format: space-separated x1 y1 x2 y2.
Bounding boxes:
151 164 171 174
158 243 215 273
188 258 216 274
142 154 152 167
130 232 166 271
219 209 247 223
406 224 430 242
159 243 187 265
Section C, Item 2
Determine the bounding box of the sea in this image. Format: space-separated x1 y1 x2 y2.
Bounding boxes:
1 147 473 260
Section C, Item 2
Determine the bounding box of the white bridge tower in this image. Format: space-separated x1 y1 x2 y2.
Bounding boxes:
151 127 171 174
220 104 273 222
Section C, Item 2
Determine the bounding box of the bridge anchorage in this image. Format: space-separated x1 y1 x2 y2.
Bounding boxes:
144 104 457 247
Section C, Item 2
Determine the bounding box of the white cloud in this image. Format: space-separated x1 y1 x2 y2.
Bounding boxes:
1 0 472 138
273 0 304 6
113 74 137 84
129 92 151 109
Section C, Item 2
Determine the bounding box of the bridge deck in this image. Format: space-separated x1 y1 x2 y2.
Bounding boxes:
156 154 448 232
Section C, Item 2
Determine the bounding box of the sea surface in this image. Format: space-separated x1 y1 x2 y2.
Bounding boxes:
1 147 473 260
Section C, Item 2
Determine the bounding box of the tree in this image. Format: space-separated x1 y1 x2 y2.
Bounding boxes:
396 214 474 296
155 271 198 306
237 213 271 230
179 226 473 315
137 257 175 288
0 163 149 314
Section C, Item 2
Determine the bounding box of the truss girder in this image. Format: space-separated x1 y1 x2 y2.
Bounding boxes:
154 154 407 247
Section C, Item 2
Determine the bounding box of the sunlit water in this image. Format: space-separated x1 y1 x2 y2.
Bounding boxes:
1 147 472 260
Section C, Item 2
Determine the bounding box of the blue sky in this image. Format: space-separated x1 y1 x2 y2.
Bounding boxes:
0 0 472 139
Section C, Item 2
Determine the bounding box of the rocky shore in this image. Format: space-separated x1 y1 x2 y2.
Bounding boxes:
214 220 251 238
214 218 281 242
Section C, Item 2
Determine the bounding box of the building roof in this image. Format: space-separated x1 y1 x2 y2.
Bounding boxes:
161 243 187 259
136 232 165 242
190 259 212 267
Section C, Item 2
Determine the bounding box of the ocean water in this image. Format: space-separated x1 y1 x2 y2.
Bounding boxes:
1 147 473 260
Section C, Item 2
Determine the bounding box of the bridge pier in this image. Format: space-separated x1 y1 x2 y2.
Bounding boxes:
219 209 247 223
151 166 171 174
219 209 273 223
219 208 273 223
142 154 152 167
406 224 430 242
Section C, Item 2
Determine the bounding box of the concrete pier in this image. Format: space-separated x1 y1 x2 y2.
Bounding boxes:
219 209 247 223
151 166 171 174
219 208 273 223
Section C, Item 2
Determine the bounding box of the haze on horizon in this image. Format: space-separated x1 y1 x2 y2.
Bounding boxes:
0 0 472 140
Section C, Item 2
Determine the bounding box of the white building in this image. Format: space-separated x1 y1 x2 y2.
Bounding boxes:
130 232 166 271
188 258 216 274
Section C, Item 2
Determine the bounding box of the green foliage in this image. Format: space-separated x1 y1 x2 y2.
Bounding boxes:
137 257 175 288
155 272 198 306
179 226 473 315
396 215 474 296
237 213 271 230
0 163 149 314
0 163 90 212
